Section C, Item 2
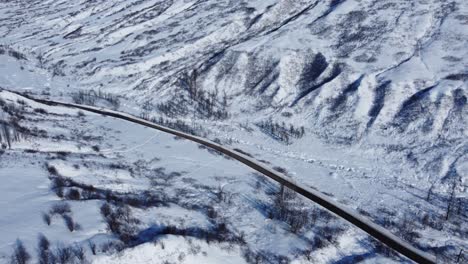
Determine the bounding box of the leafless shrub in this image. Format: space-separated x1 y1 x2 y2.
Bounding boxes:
421 213 443 230
100 241 124 253
42 212 51 226
46 165 59 176
72 244 85 262
100 203 111 218
55 187 64 198
256 119 305 144
37 234 52 264
72 90 120 109
178 252 186 262
242 249 269 264
37 234 50 252
65 189 80 200
100 203 139 244
55 245 73 264
10 239 30 264
139 115 206 137
33 108 47 114
62 215 80 232
88 241 96 255
272 186 309 233
49 202 71 216
0 119 23 149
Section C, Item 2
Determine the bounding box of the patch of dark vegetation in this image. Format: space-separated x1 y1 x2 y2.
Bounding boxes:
72 89 120 109
139 114 207 137
65 188 81 200
41 212 51 226
54 244 74 264
197 144 230 159
301 53 329 83
100 203 140 244
444 73 468 81
47 164 171 208
256 119 305 144
33 108 47 114
138 70 229 122
271 186 316 234
64 26 83 39
367 80 392 128
88 241 97 255
49 202 71 215
42 201 82 234
62 214 81 232
392 84 438 132
96 199 247 255
0 99 29 149
37 234 51 264
233 148 254 157
371 202 467 262
0 119 24 149
330 75 364 112
272 166 288 175
259 182 342 243
144 166 184 187
10 239 30 264
178 70 229 119
0 45 27 60
136 221 246 248
291 55 342 106
10 233 88 264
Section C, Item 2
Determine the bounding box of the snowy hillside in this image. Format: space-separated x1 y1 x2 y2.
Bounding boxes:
1 0 466 142
0 0 467 263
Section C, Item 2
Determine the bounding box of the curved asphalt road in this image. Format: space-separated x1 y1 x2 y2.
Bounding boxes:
10 90 436 264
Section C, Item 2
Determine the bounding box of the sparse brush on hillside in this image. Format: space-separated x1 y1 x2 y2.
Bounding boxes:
139 114 207 137
100 203 140 244
10 239 30 264
178 70 230 120
72 89 120 109
0 45 27 60
0 98 29 149
0 120 22 149
256 119 305 144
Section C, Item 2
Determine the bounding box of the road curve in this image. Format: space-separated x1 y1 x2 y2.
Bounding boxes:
10 90 436 264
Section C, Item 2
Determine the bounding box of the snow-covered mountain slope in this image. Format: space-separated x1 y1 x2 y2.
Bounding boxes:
0 0 467 263
0 0 466 185
1 0 466 142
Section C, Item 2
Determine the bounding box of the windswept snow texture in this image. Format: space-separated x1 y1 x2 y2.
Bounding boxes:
0 0 467 263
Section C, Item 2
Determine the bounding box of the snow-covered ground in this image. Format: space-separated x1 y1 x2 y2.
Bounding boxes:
0 0 467 263
0 90 407 263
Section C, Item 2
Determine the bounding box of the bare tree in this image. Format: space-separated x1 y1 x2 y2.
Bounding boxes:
37 234 51 264
446 181 457 221
10 239 30 264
